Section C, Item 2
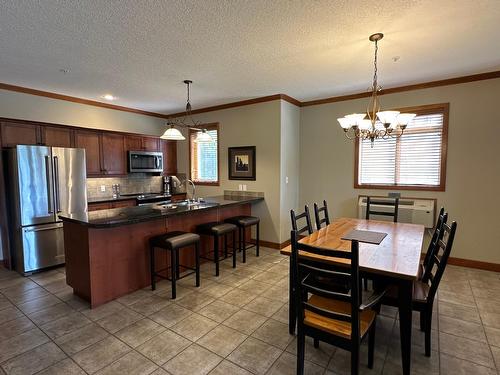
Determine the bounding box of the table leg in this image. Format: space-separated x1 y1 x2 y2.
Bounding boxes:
289 258 296 335
398 279 413 375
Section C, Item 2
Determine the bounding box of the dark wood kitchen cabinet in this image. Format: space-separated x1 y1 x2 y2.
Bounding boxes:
142 137 160 151
125 135 159 152
75 130 102 176
101 133 126 175
0 121 39 147
162 140 177 175
42 126 74 147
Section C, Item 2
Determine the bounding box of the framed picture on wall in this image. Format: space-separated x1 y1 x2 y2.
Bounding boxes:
228 146 256 180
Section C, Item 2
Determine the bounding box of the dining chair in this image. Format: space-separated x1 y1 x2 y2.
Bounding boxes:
290 206 314 237
314 200 330 230
382 219 457 357
418 208 447 279
365 196 399 222
291 230 385 375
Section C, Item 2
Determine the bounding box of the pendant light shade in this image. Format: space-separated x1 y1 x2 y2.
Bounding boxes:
194 129 214 143
160 125 185 140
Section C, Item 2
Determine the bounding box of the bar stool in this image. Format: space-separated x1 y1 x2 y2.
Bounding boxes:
149 231 200 299
224 216 260 263
196 222 238 276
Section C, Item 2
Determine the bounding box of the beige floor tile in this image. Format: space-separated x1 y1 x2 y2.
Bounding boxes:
136 330 191 366
0 316 35 341
219 288 258 307
37 358 86 375
0 295 14 310
480 311 500 329
286 337 335 368
0 327 50 363
201 282 234 298
1 342 66 375
96 306 143 333
175 292 214 311
55 323 109 356
197 300 240 323
43 278 71 294
223 309 267 335
170 312 218 341
95 351 158 375
267 351 325 375
81 301 124 321
437 290 476 307
115 318 166 348
439 314 487 342
16 294 61 315
28 302 74 325
243 296 283 317
163 344 222 375
439 332 495 368
238 279 272 294
208 360 252 375
490 345 500 369
383 342 438 375
2 285 49 305
271 304 289 325
116 289 151 306
440 353 497 375
252 271 286 285
227 337 282 375
485 325 500 347
149 304 193 328
29 269 65 286
197 324 247 357
72 336 131 374
259 285 288 303
251 318 293 349
438 300 481 323
40 311 92 339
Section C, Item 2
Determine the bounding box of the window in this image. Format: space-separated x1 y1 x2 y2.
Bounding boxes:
355 103 449 191
189 123 219 185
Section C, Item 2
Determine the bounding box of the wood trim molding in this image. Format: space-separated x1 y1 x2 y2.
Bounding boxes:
1 70 499 119
0 83 171 119
448 257 500 273
301 70 500 107
250 238 290 250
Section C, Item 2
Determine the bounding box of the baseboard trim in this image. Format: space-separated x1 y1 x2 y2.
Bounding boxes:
448 257 500 273
250 239 290 250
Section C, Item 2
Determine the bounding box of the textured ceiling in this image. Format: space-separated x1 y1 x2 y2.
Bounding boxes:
1 0 499 113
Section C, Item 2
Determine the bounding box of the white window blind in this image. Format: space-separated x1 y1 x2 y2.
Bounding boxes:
190 128 218 183
358 112 444 187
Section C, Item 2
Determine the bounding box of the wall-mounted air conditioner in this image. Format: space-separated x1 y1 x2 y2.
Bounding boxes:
357 196 436 228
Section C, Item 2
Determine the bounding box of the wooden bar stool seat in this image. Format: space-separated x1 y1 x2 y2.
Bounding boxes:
149 231 200 299
196 222 238 276
224 215 260 263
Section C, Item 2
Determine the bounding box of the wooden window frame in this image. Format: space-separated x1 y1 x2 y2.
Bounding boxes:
189 122 220 186
354 103 449 192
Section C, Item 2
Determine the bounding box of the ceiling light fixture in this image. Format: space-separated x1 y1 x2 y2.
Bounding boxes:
101 94 117 101
160 80 214 143
337 33 416 146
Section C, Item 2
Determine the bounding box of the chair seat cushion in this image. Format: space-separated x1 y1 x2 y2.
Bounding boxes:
197 222 237 236
304 295 376 339
150 231 200 250
225 215 260 227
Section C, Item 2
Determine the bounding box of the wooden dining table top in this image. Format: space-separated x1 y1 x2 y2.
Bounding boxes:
280 217 425 280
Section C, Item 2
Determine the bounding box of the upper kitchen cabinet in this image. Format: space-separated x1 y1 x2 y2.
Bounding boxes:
101 133 126 175
125 135 159 151
1 121 39 147
41 126 74 147
162 139 177 175
75 130 101 176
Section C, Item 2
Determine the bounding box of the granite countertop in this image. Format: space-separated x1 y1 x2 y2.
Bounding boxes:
87 191 187 204
61 195 264 228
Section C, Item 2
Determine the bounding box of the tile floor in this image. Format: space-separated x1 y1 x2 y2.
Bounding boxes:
0 248 500 374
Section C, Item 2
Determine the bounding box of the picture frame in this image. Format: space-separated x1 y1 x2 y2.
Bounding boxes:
228 146 256 180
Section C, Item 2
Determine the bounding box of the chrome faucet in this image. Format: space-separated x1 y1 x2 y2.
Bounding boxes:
187 179 196 202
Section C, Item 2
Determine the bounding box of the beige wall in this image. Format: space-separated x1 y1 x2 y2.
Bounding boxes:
0 90 166 135
176 100 283 243
299 78 500 263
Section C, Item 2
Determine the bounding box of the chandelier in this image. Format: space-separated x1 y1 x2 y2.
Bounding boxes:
337 33 416 145
161 80 214 143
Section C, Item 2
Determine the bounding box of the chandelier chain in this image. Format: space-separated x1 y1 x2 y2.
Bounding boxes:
373 39 378 92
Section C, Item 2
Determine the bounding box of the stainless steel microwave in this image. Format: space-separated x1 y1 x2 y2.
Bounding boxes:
128 151 163 173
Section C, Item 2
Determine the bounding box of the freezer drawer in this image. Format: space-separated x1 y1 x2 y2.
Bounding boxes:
21 223 65 274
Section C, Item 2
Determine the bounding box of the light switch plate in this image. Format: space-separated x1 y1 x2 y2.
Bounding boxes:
243 185 247 191
100 185 106 192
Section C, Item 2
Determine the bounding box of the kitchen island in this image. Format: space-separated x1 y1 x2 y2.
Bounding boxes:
59 195 263 307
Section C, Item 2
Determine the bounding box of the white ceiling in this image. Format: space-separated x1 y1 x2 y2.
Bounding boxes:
1 0 499 114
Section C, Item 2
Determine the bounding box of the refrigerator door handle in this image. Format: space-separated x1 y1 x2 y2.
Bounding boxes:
45 156 54 213
24 223 63 232
54 156 61 212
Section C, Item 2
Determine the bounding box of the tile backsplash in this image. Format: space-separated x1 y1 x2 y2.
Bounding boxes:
86 173 188 200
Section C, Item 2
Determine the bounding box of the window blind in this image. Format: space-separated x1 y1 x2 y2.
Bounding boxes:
190 128 218 183
358 112 444 187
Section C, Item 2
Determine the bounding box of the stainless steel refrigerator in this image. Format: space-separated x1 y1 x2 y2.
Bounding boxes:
6 145 87 275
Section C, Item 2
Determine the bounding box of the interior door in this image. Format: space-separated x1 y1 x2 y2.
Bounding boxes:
16 145 56 225
52 147 88 219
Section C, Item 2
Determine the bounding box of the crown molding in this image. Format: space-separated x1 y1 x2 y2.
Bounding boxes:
1 70 499 119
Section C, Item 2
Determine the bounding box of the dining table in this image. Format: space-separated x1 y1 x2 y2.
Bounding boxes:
280 217 425 375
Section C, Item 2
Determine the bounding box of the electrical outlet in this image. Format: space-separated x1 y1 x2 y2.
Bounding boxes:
100 185 106 192
238 184 243 191
243 185 247 191
286 176 289 184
